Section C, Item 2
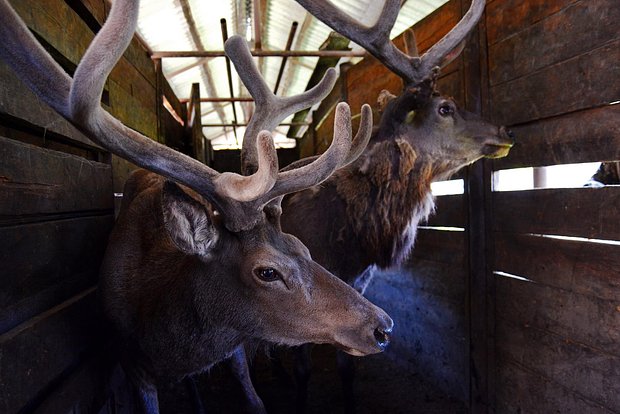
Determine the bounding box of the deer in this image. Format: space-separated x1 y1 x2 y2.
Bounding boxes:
0 1 395 413
227 0 515 412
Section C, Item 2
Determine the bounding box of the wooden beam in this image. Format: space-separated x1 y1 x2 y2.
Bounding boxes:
151 50 367 59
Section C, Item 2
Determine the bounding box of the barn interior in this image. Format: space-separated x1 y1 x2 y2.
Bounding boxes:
1 0 618 413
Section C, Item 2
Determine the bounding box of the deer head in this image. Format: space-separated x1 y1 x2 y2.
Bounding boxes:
295 0 514 177
0 0 392 383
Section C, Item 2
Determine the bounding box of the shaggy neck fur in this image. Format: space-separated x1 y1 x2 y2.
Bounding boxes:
335 138 461 269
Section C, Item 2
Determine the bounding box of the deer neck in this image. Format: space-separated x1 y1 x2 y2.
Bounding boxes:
335 139 451 269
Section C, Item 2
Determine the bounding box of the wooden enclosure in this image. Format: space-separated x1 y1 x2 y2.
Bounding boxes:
304 0 619 412
0 0 618 413
0 0 202 411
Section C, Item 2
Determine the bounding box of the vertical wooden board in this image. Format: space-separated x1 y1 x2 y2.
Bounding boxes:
494 233 620 302
496 320 620 410
487 0 579 46
489 40 620 125
489 0 620 86
0 137 113 216
492 105 620 169
436 69 465 107
0 215 113 333
0 289 99 414
496 275 620 356
496 358 617 414
493 187 620 240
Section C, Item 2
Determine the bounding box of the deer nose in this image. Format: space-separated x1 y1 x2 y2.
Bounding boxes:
499 126 516 143
373 317 394 350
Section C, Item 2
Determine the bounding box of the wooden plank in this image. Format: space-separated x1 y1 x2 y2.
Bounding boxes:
0 61 94 148
424 194 466 228
496 357 617 414
492 105 620 170
411 228 465 265
0 289 98 414
486 0 580 46
496 320 620 411
496 275 620 356
489 0 619 87
108 79 158 139
490 40 620 126
0 137 113 217
0 215 114 333
495 233 620 302
493 187 620 240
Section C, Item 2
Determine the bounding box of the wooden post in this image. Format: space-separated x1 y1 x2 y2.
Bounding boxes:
462 0 495 412
154 58 164 143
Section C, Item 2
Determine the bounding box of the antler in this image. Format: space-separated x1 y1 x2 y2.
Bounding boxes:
294 0 485 85
224 35 339 175
0 0 287 231
0 0 367 232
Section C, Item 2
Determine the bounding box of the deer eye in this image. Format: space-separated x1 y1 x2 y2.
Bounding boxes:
254 267 281 282
438 104 454 117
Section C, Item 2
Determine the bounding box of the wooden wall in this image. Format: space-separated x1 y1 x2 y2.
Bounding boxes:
302 0 619 412
486 0 619 412
0 0 184 411
305 0 473 403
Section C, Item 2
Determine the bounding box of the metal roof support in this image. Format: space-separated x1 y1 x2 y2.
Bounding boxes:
220 19 239 130
273 21 298 94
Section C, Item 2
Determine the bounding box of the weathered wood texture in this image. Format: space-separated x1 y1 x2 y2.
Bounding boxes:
367 231 468 402
487 0 620 167
0 289 99 414
0 0 174 411
493 187 620 240
301 0 473 403
486 1 620 411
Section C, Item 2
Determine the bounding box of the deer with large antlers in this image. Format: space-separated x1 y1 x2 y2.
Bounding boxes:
0 1 395 413
232 0 514 412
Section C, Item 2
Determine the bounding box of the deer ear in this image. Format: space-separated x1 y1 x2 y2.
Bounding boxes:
377 90 397 114
161 181 219 256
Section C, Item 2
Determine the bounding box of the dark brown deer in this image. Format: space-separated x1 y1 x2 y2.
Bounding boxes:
233 0 515 412
0 1 394 413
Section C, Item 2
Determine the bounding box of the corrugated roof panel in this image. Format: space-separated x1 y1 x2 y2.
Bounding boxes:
136 0 450 150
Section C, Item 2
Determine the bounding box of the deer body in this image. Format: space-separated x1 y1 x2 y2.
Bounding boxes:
282 95 514 289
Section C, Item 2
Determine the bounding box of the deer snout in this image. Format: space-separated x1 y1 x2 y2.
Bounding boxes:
499 126 516 145
374 315 394 350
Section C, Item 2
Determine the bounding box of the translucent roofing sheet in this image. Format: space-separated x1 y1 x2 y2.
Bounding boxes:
136 0 448 149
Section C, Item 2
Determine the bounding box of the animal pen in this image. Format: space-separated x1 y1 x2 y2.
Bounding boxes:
0 0 618 413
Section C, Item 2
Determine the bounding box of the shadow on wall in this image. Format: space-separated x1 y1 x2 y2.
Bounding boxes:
365 265 469 403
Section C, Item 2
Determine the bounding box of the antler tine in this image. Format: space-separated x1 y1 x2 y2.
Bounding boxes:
0 0 282 226
294 0 419 83
296 0 485 85
224 35 338 175
258 102 354 203
340 104 373 168
419 0 485 75
279 103 373 172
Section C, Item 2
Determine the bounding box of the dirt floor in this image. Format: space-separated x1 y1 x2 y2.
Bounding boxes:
159 344 467 414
